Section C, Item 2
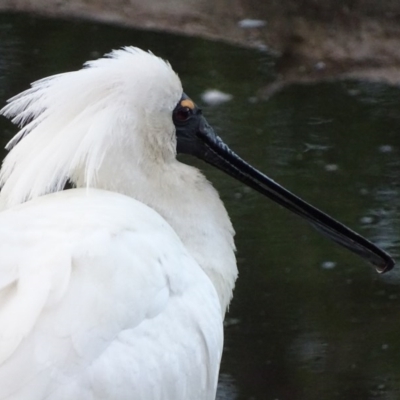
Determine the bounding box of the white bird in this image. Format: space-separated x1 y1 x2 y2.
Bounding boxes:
0 47 394 400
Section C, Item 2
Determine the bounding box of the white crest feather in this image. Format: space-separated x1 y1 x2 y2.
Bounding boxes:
0 47 183 209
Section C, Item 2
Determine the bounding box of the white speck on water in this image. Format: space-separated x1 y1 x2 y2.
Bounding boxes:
314 61 326 71
304 142 331 151
382 343 389 350
90 50 101 58
324 164 338 172
378 145 393 153
321 261 337 270
201 89 233 106
378 384 386 390
238 19 267 29
256 43 269 52
360 216 374 224
359 188 369 195
348 89 360 96
224 318 240 327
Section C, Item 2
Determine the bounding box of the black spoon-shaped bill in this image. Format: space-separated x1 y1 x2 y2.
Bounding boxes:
173 95 395 273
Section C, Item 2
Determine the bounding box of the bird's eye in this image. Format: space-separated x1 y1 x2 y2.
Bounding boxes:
174 107 192 122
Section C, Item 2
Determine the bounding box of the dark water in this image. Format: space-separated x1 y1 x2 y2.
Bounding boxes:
0 12 399 400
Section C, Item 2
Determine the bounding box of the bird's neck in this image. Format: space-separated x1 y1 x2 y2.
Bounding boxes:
89 158 237 314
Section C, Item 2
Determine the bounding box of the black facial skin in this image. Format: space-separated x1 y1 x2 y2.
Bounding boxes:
173 93 395 273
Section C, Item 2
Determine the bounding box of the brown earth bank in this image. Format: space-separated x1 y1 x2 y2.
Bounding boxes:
2 0 400 90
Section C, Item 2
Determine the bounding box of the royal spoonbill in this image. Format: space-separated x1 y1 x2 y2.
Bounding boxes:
0 47 394 400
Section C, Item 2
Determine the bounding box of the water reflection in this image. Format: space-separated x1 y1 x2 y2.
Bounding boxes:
0 12 399 400
217 373 239 400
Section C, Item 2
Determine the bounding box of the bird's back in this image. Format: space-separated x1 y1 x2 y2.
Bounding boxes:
0 189 223 400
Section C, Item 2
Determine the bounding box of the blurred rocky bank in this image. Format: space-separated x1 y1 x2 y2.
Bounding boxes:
2 0 400 89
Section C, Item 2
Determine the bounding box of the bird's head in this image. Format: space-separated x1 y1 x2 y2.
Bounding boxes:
0 48 185 202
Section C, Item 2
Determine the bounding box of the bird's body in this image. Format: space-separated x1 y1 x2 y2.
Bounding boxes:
0 189 222 399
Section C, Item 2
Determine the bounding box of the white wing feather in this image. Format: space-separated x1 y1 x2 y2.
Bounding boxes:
0 189 222 400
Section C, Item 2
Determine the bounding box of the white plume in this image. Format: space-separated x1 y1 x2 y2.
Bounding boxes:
0 47 183 209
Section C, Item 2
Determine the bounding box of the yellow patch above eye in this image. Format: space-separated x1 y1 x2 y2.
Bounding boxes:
181 99 195 110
